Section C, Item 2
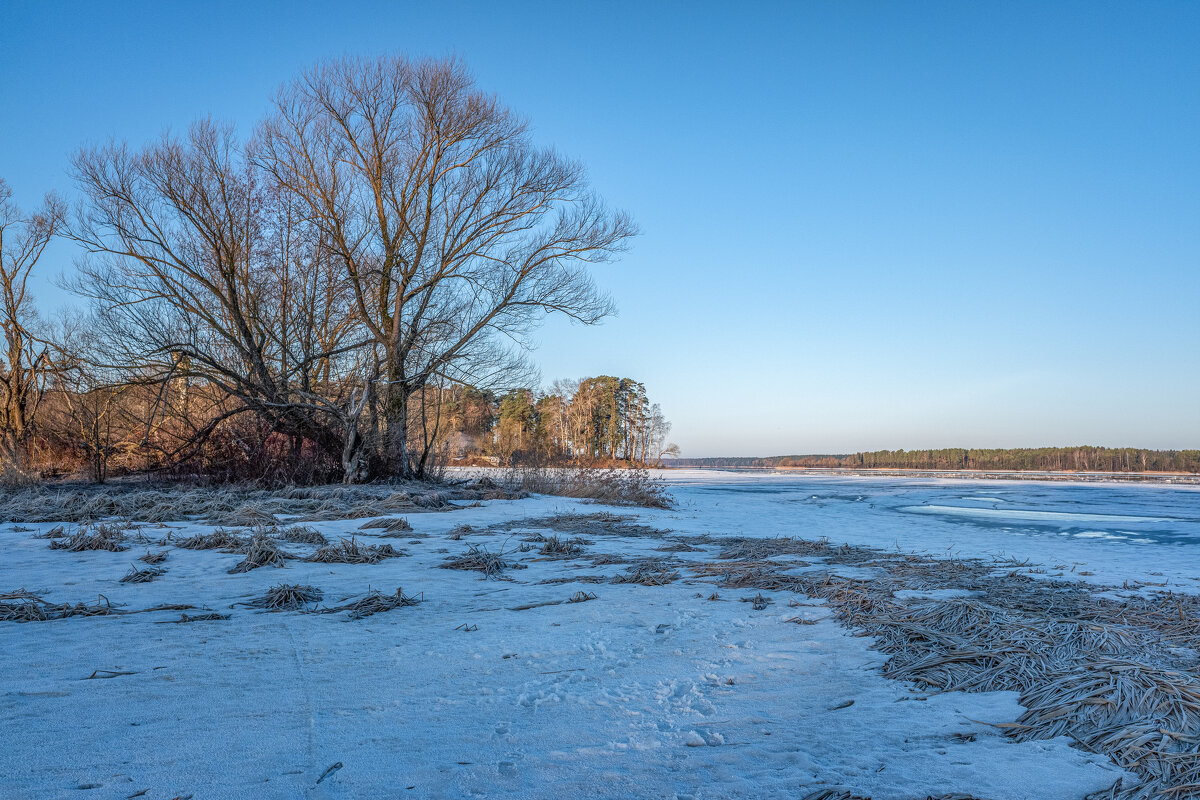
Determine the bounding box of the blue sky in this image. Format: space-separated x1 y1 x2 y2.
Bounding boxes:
2 1 1198 457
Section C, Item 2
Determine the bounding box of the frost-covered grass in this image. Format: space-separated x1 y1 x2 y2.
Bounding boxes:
3 474 1198 798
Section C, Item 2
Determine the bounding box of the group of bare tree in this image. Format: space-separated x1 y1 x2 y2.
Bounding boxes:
0 54 637 484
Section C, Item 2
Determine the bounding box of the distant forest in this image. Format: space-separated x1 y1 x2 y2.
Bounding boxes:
673 447 1200 474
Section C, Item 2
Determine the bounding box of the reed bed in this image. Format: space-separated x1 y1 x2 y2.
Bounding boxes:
0 482 476 525
305 537 403 564
706 536 1200 799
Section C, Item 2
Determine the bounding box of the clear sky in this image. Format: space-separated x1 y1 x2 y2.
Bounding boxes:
2 1 1198 457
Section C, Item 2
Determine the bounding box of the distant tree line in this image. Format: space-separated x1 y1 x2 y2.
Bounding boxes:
435 376 677 467
675 447 1200 474
0 55 638 484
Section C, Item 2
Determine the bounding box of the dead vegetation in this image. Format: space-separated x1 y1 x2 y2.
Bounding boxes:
440 544 525 578
47 523 128 552
174 528 246 551
538 535 588 558
241 584 323 611
491 511 668 540
227 533 289 573
319 587 421 619
705 535 1200 800
120 564 164 583
305 537 403 564
0 483 475 526
492 465 671 508
138 549 169 564
358 517 412 535
0 590 120 622
273 525 327 545
611 560 680 586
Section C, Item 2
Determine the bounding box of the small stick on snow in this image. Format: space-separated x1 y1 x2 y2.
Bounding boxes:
315 761 343 785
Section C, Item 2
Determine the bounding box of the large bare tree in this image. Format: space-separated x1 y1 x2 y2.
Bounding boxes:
256 55 636 478
0 179 64 472
69 120 364 473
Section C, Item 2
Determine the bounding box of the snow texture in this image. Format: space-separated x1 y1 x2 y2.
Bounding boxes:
4 470 1192 798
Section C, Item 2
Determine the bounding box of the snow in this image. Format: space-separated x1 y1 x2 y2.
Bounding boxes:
5 471 1195 798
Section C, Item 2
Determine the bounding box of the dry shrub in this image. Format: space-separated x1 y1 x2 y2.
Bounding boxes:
306 537 403 564
48 523 128 552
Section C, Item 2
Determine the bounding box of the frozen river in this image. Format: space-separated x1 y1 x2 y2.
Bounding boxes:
651 470 1200 590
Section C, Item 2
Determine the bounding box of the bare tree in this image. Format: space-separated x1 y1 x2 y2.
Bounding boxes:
68 121 365 473
257 55 636 478
0 179 64 473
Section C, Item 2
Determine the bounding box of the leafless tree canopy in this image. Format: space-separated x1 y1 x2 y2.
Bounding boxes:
30 54 638 482
256 55 636 477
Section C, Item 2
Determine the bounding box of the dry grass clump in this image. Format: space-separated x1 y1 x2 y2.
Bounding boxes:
209 504 279 527
157 612 230 623
32 524 66 539
305 537 403 564
228 533 289 573
493 511 668 540
120 563 164 583
321 586 421 619
611 560 680 586
0 590 119 622
48 523 128 552
358 517 413 534
242 583 324 611
175 528 246 550
139 549 169 564
538 535 588 558
568 591 598 603
440 544 524 578
273 525 328 545
485 464 671 507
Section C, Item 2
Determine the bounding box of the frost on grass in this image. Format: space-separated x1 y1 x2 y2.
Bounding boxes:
227 533 290 573
120 564 164 584
47 524 128 552
174 528 246 551
273 525 328 545
611 560 681 586
241 584 324 611
537 534 589 558
319 587 421 619
306 537 404 564
0 591 119 622
138 549 169 564
0 482 498 525
358 517 412 534
702 535 1200 800
440 544 525 578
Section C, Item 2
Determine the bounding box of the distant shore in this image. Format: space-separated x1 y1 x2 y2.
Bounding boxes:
661 465 1200 485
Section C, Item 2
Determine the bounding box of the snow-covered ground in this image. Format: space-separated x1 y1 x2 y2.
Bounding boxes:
3 471 1196 799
